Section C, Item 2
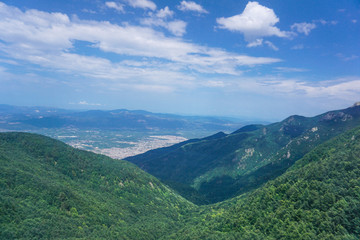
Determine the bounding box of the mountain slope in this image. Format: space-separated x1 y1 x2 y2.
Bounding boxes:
0 132 195 239
168 125 360 239
126 104 360 204
2 125 360 239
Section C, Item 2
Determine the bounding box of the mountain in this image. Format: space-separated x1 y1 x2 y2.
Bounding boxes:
169 125 360 239
0 104 245 132
0 132 195 239
2 122 360 239
126 104 360 204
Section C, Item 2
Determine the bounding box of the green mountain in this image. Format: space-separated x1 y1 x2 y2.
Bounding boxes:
169 124 360 239
0 132 195 239
2 120 360 239
126 104 360 204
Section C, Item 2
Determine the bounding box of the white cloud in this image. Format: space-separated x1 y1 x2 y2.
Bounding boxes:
105 2 124 12
0 2 284 94
177 1 208 14
203 80 226 88
82 9 97 14
166 20 187 36
217 1 290 46
317 19 337 26
141 8 187 37
247 77 360 102
275 67 308 72
291 44 304 50
247 39 263 48
291 22 316 35
141 17 187 36
156 6 173 18
246 39 278 51
264 41 278 51
336 53 359 61
78 100 102 106
125 0 156 11
0 3 280 72
0 58 19 65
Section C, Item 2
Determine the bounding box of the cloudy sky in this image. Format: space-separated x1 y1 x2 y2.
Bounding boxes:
0 0 359 120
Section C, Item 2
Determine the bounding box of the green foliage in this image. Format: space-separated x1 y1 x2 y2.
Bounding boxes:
170 126 360 239
0 132 195 239
2 122 360 239
127 105 360 204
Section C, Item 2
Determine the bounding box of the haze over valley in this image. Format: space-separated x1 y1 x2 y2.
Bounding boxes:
0 104 246 158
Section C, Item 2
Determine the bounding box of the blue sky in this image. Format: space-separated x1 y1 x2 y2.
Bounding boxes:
0 0 359 120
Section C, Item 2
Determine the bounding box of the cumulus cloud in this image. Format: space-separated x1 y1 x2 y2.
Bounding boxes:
166 20 187 36
142 7 186 36
177 1 208 14
291 22 316 35
125 0 156 11
105 2 124 12
0 2 286 96
217 1 290 46
247 39 263 48
141 17 187 36
156 6 173 18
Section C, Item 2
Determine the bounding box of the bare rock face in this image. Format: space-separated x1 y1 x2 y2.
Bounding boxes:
321 111 353 122
353 102 360 107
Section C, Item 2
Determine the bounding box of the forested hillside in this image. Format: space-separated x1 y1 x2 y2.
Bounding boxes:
1 125 360 239
126 104 360 204
0 132 195 239
168 126 360 239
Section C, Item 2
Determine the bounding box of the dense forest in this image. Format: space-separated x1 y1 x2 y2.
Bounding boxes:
2 125 360 239
0 133 195 239
126 104 360 204
169 126 360 239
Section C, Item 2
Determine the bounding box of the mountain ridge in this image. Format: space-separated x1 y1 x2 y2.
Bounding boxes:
0 104 245 132
2 116 360 238
126 104 360 204
168 125 360 239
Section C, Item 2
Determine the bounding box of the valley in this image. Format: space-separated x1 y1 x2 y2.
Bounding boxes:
1 0 359 239
19 128 189 159
0 104 246 158
2 106 360 239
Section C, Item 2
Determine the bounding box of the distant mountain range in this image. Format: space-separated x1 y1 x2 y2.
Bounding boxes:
0 104 247 132
126 103 360 204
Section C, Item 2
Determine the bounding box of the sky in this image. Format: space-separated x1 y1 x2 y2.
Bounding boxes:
0 0 359 121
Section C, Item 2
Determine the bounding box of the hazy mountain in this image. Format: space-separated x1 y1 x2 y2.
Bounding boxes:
0 104 246 132
126 104 360 204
